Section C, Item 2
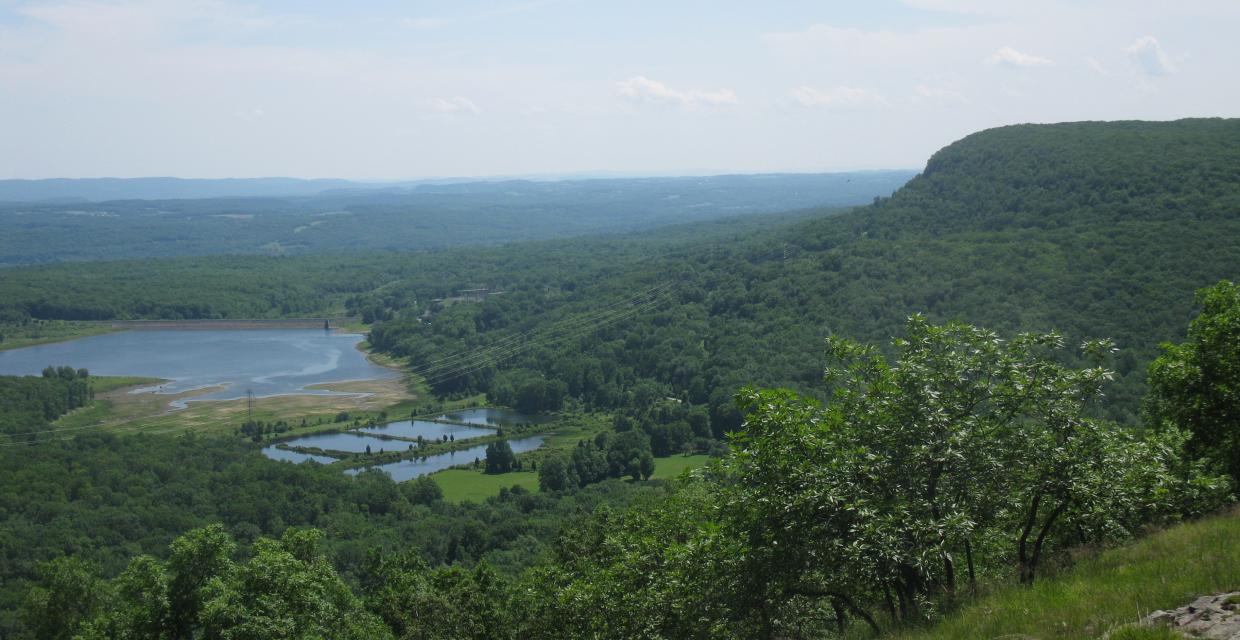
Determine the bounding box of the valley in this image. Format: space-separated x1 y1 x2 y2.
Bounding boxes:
1 120 1237 639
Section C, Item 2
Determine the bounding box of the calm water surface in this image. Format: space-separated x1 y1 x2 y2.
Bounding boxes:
0 329 395 402
348 436 546 481
261 446 338 465
356 419 493 442
279 431 410 455
434 407 544 427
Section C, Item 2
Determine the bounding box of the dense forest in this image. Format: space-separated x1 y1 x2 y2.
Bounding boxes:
8 285 1238 638
1 119 1238 638
0 207 817 322
0 368 91 437
0 172 910 265
361 118 1240 425
0 423 673 635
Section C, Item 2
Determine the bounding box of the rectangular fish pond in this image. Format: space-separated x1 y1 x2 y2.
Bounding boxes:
261 409 548 480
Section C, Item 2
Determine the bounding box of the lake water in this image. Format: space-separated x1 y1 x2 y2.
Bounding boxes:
355 419 494 442
272 430 409 455
434 407 544 427
0 329 395 402
261 445 338 465
348 435 546 481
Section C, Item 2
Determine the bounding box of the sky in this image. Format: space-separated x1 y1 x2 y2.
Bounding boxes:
1 0 1237 180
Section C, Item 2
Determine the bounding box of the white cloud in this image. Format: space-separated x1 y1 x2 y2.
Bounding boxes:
1125 36 1176 76
789 86 887 110
616 76 737 107
1084 56 1110 75
427 96 480 115
914 84 969 106
987 47 1053 68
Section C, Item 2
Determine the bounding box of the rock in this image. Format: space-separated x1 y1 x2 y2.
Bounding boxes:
1134 592 1240 639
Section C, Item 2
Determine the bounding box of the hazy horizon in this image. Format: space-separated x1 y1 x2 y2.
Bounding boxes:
0 167 921 183
3 1 1238 180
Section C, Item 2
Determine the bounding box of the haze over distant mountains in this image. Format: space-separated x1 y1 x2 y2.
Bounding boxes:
0 170 915 203
0 177 374 202
0 171 915 264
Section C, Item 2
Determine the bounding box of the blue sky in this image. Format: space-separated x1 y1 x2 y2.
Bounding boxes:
1 0 1236 179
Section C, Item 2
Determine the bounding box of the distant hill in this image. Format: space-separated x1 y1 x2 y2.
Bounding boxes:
0 171 914 264
354 118 1240 424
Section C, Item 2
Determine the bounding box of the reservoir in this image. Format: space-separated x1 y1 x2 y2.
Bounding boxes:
0 329 395 402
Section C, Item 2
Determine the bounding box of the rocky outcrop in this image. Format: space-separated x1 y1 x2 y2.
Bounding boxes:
1141 592 1240 639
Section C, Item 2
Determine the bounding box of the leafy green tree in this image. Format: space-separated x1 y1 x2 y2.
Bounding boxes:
1147 280 1240 480
199 528 392 639
514 489 759 640
166 523 235 637
20 556 108 640
77 555 170 640
361 551 453 638
485 441 516 474
727 317 1221 630
538 454 571 491
403 475 444 505
638 452 655 481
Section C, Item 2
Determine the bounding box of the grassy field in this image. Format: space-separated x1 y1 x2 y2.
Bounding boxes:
879 507 1240 640
435 469 540 503
651 454 711 479
52 372 420 439
433 454 712 503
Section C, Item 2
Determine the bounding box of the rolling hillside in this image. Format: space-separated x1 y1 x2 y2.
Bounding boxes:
358 118 1240 424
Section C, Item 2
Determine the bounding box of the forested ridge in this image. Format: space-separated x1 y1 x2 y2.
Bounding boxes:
361 118 1240 425
2 119 1239 638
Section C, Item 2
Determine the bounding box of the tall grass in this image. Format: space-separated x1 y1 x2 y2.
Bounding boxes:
885 507 1240 640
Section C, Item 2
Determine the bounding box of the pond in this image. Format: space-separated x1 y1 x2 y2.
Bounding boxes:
355 419 494 442
348 435 546 482
275 430 410 455
433 407 545 427
261 445 338 465
0 329 395 402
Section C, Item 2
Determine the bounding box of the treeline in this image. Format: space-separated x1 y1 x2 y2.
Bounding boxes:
18 285 1239 638
538 430 656 491
0 367 91 437
0 206 802 324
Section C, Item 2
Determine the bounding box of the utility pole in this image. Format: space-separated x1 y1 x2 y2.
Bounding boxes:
247 389 255 424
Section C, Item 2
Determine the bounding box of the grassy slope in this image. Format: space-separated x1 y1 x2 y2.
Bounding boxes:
651 454 711 479
885 507 1240 640
0 321 113 351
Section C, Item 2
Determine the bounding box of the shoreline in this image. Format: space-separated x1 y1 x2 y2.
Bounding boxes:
109 318 359 331
0 318 365 353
